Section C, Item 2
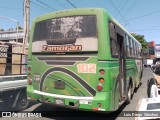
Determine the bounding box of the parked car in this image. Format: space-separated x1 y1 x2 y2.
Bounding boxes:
151 61 160 70
143 59 153 67
147 64 160 98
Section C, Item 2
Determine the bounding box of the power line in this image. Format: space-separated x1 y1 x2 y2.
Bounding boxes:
0 7 22 10
115 0 130 17
123 9 160 22
55 0 68 9
133 29 160 32
36 0 57 11
110 0 133 32
67 0 76 8
110 0 125 20
112 0 125 15
110 1 128 25
119 0 138 23
132 24 160 32
30 1 52 12
123 0 138 16
144 35 160 37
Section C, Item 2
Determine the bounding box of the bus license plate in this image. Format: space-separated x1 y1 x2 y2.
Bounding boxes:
55 99 64 105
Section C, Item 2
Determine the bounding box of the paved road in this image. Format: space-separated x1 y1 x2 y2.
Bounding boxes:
0 67 153 120
116 67 153 120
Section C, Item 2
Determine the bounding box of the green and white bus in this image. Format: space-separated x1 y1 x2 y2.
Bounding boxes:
27 8 143 111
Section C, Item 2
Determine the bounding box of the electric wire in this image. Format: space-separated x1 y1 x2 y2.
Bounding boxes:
115 0 130 17
132 24 160 32
124 0 138 16
133 28 160 32
110 0 133 32
30 1 52 12
66 0 76 8
0 7 22 10
55 0 68 9
112 0 125 14
110 0 126 21
123 9 160 22
35 0 57 11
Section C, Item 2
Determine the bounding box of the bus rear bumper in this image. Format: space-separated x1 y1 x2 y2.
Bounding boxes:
28 88 112 111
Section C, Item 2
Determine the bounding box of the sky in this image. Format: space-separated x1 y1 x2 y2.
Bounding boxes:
0 0 160 44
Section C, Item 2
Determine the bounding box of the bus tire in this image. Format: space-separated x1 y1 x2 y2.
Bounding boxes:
147 78 156 98
140 71 143 79
150 85 158 98
15 91 29 111
125 84 132 104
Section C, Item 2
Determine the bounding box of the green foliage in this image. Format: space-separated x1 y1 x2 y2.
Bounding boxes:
0 28 5 31
131 33 147 50
16 26 23 30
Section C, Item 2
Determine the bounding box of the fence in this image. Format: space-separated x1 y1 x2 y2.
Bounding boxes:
0 45 27 75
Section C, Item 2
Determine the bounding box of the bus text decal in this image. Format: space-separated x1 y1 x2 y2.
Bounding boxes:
77 64 96 73
41 45 82 52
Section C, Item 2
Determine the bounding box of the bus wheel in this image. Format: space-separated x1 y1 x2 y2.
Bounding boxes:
150 85 158 98
125 84 132 104
147 78 156 98
15 92 29 111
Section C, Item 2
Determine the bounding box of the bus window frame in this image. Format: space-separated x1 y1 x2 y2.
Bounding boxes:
109 21 126 58
109 21 118 58
125 34 130 57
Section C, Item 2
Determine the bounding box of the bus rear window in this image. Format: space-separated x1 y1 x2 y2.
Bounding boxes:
32 15 98 53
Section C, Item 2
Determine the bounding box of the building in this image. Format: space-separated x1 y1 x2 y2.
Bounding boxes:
155 44 160 58
146 41 155 58
0 30 24 43
146 41 160 58
0 30 28 54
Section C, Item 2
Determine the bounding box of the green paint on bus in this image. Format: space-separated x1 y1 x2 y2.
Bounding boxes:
27 8 143 111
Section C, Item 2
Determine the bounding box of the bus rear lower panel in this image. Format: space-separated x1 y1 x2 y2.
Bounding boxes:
27 86 113 111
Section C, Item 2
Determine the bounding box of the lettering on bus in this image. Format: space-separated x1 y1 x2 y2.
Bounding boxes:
41 45 82 52
77 64 96 73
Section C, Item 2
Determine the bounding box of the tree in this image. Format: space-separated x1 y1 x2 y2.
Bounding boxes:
7 28 14 31
0 28 5 32
131 33 147 50
15 26 23 30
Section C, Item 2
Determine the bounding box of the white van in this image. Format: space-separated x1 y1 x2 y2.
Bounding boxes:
143 59 153 67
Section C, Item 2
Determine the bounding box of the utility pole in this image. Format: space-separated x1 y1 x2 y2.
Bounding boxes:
23 0 30 54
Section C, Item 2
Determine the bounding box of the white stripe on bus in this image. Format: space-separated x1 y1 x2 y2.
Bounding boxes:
34 90 94 100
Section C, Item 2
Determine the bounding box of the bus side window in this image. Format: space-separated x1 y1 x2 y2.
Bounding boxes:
132 40 135 58
128 37 132 57
138 46 141 58
131 39 134 57
109 21 118 57
136 43 140 58
125 35 130 57
135 43 138 58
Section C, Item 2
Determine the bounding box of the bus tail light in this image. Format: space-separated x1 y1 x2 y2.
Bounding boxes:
28 67 31 71
99 78 105 83
28 79 32 85
99 69 105 75
28 73 31 79
97 84 103 91
92 108 98 111
98 103 102 107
